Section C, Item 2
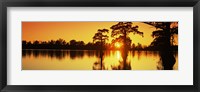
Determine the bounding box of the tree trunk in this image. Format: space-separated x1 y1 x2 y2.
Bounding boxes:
160 22 175 70
100 39 103 70
123 31 128 70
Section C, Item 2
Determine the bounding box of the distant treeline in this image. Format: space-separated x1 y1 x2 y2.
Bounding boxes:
22 38 178 51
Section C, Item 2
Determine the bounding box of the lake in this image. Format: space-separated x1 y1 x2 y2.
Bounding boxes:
22 50 178 70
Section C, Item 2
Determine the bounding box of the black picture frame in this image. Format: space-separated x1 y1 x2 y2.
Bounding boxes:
0 0 199 92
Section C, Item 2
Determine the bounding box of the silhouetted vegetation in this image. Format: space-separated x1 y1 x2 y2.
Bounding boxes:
23 39 106 50
144 22 178 70
22 39 177 51
109 22 144 70
23 49 99 60
92 29 109 69
22 22 178 70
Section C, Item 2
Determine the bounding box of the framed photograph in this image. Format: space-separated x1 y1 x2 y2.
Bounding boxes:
0 0 199 92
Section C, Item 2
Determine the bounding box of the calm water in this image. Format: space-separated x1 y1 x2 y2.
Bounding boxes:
22 50 178 70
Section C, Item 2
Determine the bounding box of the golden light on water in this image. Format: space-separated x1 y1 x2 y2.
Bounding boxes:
22 50 178 70
22 22 178 70
116 50 121 60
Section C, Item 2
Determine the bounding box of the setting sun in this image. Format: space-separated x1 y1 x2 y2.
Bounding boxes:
22 22 178 70
115 42 122 48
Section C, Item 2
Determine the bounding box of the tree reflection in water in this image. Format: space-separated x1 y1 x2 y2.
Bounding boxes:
22 50 98 60
93 49 132 70
92 50 106 70
111 50 131 70
23 49 177 70
157 50 176 70
145 22 178 70
110 37 132 70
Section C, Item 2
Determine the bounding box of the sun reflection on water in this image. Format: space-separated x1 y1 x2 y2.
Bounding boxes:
22 50 178 70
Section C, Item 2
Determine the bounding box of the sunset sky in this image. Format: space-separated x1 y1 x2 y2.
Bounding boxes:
22 22 178 46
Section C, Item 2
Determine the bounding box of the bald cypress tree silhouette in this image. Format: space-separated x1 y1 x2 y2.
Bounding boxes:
92 29 109 70
110 22 144 70
144 22 178 70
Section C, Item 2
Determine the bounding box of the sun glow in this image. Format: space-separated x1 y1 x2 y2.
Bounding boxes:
115 42 121 48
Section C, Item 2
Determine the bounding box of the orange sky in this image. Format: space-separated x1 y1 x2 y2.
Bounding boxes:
22 22 178 46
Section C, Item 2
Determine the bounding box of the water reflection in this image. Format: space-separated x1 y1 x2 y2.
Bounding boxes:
158 51 176 70
22 50 98 60
22 49 178 70
111 49 131 70
92 50 106 70
92 49 132 70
